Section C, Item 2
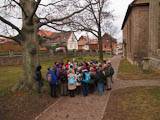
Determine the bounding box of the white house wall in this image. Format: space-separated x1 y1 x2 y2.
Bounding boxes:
67 33 78 50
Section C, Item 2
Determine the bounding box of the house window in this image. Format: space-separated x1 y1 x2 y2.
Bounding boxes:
70 44 73 48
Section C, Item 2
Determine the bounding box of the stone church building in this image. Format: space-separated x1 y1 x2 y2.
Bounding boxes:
122 0 160 70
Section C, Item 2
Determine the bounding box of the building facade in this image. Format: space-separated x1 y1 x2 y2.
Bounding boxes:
122 0 160 70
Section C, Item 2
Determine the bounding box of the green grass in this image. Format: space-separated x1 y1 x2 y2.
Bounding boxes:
0 55 112 94
117 59 160 80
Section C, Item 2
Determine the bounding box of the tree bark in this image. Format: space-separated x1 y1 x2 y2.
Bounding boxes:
15 0 40 90
21 28 40 90
98 35 103 63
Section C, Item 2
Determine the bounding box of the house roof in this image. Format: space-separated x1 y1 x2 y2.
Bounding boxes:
39 30 73 44
48 32 72 43
38 30 54 36
121 0 149 30
78 36 89 45
78 36 98 45
102 33 117 43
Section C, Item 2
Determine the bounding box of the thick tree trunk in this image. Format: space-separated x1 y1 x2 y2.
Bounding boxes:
21 29 40 90
98 36 103 63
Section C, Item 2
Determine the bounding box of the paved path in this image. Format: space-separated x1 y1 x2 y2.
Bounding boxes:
35 55 160 120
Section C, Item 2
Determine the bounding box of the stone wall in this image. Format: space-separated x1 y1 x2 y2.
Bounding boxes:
149 57 160 70
0 51 98 66
123 4 149 66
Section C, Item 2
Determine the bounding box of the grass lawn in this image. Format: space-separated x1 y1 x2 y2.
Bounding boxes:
0 55 112 94
117 59 160 80
103 87 160 120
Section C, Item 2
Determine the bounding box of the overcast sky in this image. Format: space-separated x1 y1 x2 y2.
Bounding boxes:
0 0 134 42
109 0 133 42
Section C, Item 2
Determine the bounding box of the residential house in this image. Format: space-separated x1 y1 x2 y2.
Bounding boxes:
122 0 160 70
78 34 117 53
102 33 117 53
39 30 78 51
78 36 97 50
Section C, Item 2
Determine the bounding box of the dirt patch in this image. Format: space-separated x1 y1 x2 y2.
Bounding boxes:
103 87 160 120
0 89 57 120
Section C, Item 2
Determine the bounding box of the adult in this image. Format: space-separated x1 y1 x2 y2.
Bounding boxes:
105 63 114 90
82 69 91 96
68 70 76 97
35 65 43 93
46 67 58 98
73 58 78 73
59 66 68 96
97 69 105 96
89 67 97 93
75 68 82 94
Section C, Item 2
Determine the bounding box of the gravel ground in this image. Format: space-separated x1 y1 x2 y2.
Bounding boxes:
35 55 160 120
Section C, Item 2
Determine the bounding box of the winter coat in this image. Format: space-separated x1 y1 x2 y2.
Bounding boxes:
75 72 82 86
105 66 114 77
89 71 96 84
59 69 68 83
68 73 76 90
97 71 105 83
46 70 58 85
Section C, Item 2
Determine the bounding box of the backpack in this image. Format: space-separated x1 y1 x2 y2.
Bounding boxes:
85 73 91 83
68 77 75 84
105 67 112 77
47 73 52 83
110 67 114 76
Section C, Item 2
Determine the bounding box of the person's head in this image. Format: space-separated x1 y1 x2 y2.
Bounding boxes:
90 67 94 72
48 67 52 71
54 61 57 65
99 64 102 67
107 63 111 66
36 65 42 71
62 66 66 70
70 65 73 69
103 60 106 64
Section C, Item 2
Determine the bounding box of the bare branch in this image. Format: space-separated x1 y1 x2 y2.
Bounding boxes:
44 24 77 32
88 0 99 26
0 34 21 45
12 0 28 18
29 0 41 21
40 2 96 26
39 0 63 7
0 16 21 34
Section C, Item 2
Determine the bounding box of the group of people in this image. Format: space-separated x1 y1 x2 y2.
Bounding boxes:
35 57 114 98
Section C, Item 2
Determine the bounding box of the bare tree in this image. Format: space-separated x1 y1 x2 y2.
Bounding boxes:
0 0 94 90
51 0 113 63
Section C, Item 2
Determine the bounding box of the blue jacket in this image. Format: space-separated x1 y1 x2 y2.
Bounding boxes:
46 70 58 85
